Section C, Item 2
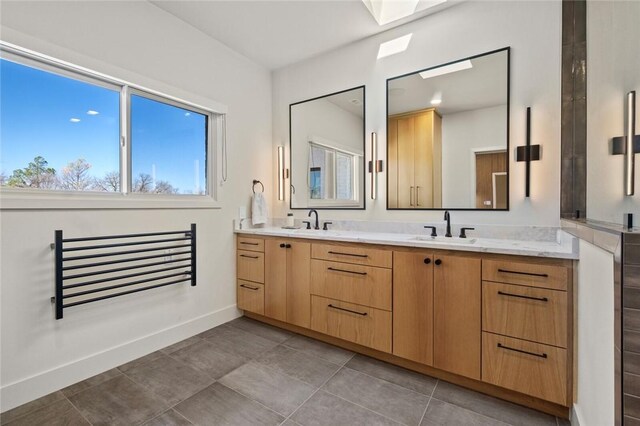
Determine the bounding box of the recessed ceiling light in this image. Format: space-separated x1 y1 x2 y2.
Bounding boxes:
420 60 473 79
86 110 99 115
362 0 446 26
377 33 413 59
70 118 81 123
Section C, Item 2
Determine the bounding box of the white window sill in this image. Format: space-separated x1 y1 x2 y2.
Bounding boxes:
0 189 221 210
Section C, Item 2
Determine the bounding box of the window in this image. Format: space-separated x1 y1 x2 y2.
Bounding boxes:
0 48 216 200
308 142 358 204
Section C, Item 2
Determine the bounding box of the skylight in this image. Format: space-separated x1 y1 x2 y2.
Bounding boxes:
419 60 473 79
362 0 447 26
377 34 413 59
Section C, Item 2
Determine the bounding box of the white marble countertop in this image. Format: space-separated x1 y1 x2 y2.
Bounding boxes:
234 226 579 259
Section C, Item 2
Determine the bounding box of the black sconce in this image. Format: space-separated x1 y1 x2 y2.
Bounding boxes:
516 107 541 197
611 91 638 196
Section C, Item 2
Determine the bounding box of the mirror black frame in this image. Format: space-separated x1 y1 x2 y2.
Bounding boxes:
289 85 366 210
386 46 511 211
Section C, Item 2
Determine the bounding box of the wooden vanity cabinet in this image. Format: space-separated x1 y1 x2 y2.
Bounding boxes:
264 239 311 328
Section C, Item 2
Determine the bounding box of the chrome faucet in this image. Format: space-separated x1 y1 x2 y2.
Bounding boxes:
308 209 319 230
444 210 452 237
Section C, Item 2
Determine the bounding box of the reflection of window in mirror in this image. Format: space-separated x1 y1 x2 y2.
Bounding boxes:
308 141 358 204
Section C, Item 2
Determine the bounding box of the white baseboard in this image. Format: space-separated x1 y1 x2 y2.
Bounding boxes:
1 304 240 412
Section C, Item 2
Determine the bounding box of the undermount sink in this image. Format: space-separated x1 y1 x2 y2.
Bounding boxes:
412 235 477 245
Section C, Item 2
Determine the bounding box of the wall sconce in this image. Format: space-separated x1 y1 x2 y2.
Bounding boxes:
516 107 541 197
368 132 383 200
277 145 288 201
611 91 639 196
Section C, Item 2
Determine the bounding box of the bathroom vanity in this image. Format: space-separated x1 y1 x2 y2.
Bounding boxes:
235 227 577 417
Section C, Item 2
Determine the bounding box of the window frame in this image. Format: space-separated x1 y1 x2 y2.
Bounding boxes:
0 43 223 210
307 140 361 208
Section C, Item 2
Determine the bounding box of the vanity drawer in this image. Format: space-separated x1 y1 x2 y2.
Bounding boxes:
482 332 567 406
237 280 264 315
482 282 567 348
310 260 392 311
237 236 264 252
310 295 392 353
312 243 392 269
237 250 265 283
482 259 568 291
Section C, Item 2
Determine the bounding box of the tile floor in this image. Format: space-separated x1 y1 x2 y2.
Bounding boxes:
1 317 571 426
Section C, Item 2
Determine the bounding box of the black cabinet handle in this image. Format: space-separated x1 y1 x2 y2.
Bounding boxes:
497 343 547 359
240 284 260 291
286 244 292 248
240 241 259 246
497 291 548 302
424 258 431 264
240 254 259 259
435 259 442 266
497 268 548 278
328 251 368 258
280 243 286 248
328 304 368 316
327 267 367 276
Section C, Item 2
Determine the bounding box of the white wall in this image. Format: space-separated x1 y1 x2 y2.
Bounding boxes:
574 239 615 426
272 0 561 225
587 0 640 224
0 1 272 411
290 98 363 207
441 105 507 207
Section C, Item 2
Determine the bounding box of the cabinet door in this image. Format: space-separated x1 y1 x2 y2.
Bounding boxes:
393 251 434 366
414 111 434 208
265 240 287 321
434 255 482 379
287 241 311 328
396 116 415 208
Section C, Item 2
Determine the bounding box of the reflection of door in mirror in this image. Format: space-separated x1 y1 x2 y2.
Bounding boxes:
388 108 442 208
474 151 507 209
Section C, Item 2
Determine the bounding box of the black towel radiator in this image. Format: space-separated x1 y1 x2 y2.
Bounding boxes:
53 224 196 319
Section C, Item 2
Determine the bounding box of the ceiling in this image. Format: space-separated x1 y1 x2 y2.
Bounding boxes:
326 87 365 118
149 0 458 70
388 50 509 115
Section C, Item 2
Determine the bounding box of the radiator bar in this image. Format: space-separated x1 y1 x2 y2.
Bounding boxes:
62 236 191 252
62 229 191 243
63 271 191 299
62 250 192 271
63 243 191 262
63 257 191 280
62 278 191 308
62 264 191 289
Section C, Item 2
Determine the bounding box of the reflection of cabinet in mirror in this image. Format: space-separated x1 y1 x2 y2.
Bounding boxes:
388 108 442 208
475 151 508 209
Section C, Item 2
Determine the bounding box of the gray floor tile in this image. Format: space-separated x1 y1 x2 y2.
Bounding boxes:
291 390 400 426
323 367 429 425
123 355 214 405
227 317 294 343
255 345 341 387
160 336 203 355
556 417 571 426
174 383 283 426
144 409 192 426
68 375 167 426
421 398 508 425
433 381 557 426
118 350 165 373
219 361 316 416
283 335 354 365
200 324 279 359
0 391 66 425
62 368 122 397
3 399 89 426
280 420 303 426
346 354 438 395
169 339 248 379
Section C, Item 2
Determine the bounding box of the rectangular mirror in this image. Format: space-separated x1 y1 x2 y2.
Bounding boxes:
290 86 365 209
387 48 510 210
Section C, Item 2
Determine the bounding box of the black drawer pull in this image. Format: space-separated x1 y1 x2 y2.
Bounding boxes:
497 343 547 359
240 284 260 291
280 243 286 248
497 291 548 302
327 267 367 276
240 254 259 259
497 268 549 278
328 251 368 258
240 242 259 246
328 304 368 316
